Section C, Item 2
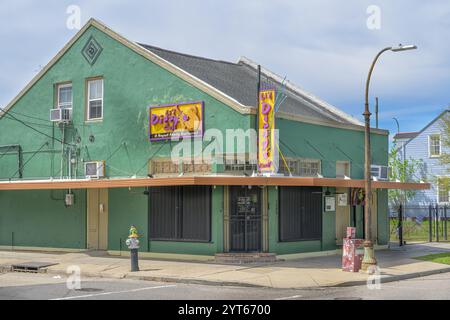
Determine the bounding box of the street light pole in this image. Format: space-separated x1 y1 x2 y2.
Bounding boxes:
361 45 417 272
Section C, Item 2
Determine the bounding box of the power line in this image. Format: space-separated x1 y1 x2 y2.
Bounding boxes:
10 142 49 179
6 109 49 122
4 113 55 129
2 112 75 147
135 141 169 176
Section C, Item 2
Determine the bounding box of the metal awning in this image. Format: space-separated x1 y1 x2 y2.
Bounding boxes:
0 176 430 190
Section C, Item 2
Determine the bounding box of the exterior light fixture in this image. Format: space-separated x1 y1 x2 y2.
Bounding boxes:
361 43 417 271
390 44 417 52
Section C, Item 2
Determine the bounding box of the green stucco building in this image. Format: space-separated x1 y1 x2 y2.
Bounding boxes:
0 19 398 259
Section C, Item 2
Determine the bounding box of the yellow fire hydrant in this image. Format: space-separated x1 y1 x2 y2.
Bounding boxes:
125 225 140 272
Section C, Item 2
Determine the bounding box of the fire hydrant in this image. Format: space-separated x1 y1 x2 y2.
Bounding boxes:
125 225 140 272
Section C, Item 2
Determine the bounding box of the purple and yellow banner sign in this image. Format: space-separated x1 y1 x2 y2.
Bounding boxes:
258 90 277 173
149 101 204 141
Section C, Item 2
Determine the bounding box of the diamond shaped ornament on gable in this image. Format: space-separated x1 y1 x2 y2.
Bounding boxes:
82 36 103 65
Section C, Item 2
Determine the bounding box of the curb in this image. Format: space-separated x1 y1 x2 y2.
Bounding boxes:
330 266 450 288
44 267 273 289
10 263 450 290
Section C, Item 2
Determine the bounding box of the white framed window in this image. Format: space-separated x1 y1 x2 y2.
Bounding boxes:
437 177 450 204
87 78 103 121
56 83 72 109
279 158 321 177
299 159 321 176
336 161 350 179
429 134 441 157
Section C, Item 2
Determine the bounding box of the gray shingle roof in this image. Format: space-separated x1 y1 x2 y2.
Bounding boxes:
393 132 419 140
138 43 362 126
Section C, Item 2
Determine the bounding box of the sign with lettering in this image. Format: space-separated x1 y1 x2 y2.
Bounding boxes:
258 90 277 173
149 101 204 141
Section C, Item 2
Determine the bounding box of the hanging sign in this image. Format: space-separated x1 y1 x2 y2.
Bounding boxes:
149 101 204 141
258 89 277 173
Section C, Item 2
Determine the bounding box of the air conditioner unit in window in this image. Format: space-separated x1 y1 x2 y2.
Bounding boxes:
50 108 72 122
371 165 389 181
84 161 105 178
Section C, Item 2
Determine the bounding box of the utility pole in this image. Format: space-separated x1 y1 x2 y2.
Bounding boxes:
375 97 379 129
361 44 417 272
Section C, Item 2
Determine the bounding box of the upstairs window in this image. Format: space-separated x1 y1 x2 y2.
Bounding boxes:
336 161 350 179
87 78 103 120
279 158 321 177
429 134 441 157
57 83 72 109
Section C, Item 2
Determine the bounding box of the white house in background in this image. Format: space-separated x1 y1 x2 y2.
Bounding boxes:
393 109 449 208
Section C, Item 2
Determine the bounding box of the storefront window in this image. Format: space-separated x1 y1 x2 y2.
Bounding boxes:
279 186 322 241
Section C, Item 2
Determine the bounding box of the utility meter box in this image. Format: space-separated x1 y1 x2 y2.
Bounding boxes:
65 193 74 207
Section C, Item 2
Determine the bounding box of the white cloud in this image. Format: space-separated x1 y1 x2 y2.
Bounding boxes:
0 0 448 125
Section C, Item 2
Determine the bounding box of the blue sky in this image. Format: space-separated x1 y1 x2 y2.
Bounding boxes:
0 0 448 139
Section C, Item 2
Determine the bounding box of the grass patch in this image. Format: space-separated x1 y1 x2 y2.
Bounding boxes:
390 219 450 242
415 253 450 265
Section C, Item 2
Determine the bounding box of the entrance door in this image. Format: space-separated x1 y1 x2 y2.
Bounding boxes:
335 188 350 245
229 186 262 252
87 189 108 250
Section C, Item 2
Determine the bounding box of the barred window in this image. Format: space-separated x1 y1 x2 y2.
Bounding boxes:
149 186 211 241
279 186 322 241
224 154 257 174
279 158 321 177
149 158 212 176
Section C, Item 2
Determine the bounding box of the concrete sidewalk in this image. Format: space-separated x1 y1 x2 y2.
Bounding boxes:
1 243 450 289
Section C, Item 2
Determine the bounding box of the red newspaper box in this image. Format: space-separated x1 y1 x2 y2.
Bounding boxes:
346 227 356 239
342 238 364 272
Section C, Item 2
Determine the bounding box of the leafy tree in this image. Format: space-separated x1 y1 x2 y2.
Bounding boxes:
388 145 424 209
438 111 450 191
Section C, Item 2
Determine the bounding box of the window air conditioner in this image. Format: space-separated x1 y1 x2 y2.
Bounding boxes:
371 165 389 181
50 108 72 122
84 161 106 178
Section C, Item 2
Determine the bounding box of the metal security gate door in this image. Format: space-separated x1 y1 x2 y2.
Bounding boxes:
229 186 262 252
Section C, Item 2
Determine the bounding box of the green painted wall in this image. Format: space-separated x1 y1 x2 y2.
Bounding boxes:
277 118 388 178
148 186 223 255
0 23 390 255
267 186 324 255
108 187 149 252
322 187 337 251
0 25 251 181
108 186 223 255
0 189 86 249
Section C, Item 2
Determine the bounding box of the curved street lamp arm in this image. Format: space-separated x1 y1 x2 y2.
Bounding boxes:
364 47 392 115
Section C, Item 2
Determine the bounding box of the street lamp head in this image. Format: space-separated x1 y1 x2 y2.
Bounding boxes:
391 44 417 52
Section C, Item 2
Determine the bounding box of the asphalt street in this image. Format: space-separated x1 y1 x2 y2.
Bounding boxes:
1 271 450 300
